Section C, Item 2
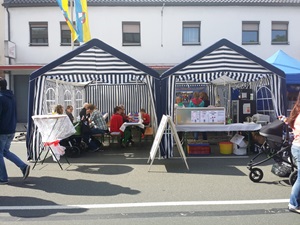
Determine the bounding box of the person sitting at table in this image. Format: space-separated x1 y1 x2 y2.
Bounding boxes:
119 104 131 122
140 108 150 139
110 106 132 148
65 105 74 122
119 104 134 145
54 104 64 115
79 104 101 152
79 102 89 120
86 103 109 135
65 105 83 151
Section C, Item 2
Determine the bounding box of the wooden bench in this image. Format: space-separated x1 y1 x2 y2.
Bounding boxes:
139 126 154 142
92 133 105 143
109 132 122 144
144 127 153 136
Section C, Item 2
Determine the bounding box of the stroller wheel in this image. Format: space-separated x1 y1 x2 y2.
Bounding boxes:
66 146 81 158
249 168 263 183
289 170 298 186
79 141 89 152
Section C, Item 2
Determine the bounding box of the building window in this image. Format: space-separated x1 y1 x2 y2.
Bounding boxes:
272 21 289 44
29 22 48 46
60 22 79 46
242 22 259 44
182 22 201 45
122 22 141 46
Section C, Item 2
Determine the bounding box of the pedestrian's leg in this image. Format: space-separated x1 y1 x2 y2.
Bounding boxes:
289 145 300 209
82 133 97 150
1 134 28 179
0 135 9 182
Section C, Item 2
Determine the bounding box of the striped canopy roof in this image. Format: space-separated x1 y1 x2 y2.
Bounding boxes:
30 39 160 83
161 38 285 85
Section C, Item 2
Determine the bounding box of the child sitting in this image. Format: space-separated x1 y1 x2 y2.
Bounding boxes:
140 108 150 139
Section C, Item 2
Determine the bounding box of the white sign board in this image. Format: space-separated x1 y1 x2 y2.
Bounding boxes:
148 115 189 171
149 115 168 162
4 40 16 59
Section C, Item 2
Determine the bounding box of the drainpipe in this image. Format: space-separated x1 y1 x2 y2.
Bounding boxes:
5 5 11 65
160 3 165 47
3 4 12 89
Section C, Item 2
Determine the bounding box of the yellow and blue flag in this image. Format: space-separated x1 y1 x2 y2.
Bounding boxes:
74 0 91 43
56 0 78 41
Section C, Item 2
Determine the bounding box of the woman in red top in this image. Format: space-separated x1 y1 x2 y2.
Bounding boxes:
110 106 132 147
110 106 123 133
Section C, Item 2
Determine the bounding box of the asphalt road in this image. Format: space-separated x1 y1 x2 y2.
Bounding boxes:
0 141 299 224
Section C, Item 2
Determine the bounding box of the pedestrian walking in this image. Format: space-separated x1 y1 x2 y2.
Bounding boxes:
0 77 30 184
287 92 300 214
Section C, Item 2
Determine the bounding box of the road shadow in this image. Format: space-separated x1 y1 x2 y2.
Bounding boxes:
8 176 140 197
256 179 291 187
68 164 134 175
0 196 87 218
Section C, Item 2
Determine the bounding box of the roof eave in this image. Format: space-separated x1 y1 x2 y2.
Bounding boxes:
3 2 300 8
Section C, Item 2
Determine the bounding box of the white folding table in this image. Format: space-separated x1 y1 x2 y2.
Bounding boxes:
31 114 76 170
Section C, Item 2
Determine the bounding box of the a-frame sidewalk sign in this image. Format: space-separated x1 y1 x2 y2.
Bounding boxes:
148 115 189 171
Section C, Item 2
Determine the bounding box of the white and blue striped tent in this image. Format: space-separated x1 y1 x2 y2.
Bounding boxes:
26 39 160 160
159 38 287 158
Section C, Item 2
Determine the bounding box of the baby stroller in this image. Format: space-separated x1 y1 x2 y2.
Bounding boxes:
247 120 298 185
60 122 88 157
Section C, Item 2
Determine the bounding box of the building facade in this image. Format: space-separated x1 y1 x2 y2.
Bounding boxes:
1 0 300 122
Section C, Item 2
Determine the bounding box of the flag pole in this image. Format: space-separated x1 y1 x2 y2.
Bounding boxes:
70 0 74 50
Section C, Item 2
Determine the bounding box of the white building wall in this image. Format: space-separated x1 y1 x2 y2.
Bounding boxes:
6 5 300 66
